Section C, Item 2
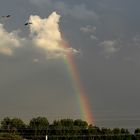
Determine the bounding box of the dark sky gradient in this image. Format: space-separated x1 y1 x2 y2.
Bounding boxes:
0 0 140 129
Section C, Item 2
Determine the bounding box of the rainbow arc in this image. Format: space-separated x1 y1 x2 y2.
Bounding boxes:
62 41 94 124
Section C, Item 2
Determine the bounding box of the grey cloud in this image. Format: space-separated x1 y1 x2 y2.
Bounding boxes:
80 25 98 40
99 40 121 57
30 0 98 20
90 35 98 40
29 0 51 7
67 4 98 20
80 25 96 33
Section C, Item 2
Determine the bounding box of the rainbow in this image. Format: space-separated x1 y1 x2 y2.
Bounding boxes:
62 41 94 124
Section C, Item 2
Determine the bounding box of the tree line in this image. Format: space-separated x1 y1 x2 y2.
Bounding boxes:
0 117 140 140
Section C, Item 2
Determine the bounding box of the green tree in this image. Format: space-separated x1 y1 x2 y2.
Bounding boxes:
135 129 140 140
74 119 88 128
29 117 49 140
10 118 26 135
88 125 101 140
49 119 74 140
1 117 11 131
1 117 26 135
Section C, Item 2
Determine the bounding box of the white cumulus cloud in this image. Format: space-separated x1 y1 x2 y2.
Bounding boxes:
29 12 78 59
0 24 21 56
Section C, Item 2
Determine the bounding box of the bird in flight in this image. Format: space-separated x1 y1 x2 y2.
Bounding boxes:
2 15 11 18
24 22 32 26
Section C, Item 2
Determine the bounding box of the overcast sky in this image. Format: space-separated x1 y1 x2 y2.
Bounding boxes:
0 0 140 129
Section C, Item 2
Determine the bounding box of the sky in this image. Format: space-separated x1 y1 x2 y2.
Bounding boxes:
0 0 140 129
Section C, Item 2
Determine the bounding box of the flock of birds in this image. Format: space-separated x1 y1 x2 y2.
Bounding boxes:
1 15 32 26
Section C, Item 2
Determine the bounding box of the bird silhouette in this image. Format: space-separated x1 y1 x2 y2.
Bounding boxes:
24 22 32 26
2 15 11 18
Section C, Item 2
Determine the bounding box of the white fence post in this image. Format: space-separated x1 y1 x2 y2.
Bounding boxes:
46 135 48 140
